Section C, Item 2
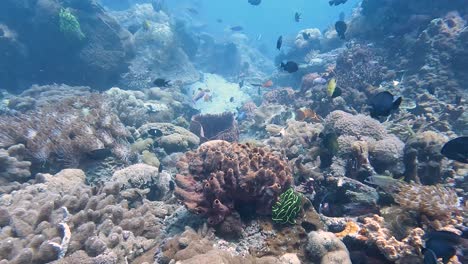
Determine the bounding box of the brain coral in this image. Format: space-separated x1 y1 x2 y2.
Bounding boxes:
174 140 293 225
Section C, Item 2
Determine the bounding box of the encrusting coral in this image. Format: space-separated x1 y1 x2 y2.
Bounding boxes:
174 140 293 225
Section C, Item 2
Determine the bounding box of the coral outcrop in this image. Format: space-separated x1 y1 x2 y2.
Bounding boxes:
0 0 134 91
111 163 172 201
0 169 177 263
323 111 405 177
403 131 449 184
138 123 200 154
306 231 352 264
0 144 31 184
189 112 239 143
358 215 425 262
174 140 293 225
0 94 132 171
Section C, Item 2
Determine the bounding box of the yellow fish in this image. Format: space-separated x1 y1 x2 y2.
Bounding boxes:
327 78 337 97
143 20 151 31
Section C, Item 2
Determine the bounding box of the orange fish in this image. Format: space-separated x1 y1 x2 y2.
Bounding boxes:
262 80 273 88
295 108 322 122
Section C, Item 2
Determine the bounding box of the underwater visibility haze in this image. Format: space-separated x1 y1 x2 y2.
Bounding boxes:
0 0 467 263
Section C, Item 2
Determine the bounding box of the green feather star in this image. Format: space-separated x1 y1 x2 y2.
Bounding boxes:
272 188 303 224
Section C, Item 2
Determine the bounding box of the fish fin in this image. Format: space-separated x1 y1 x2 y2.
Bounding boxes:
393 97 402 109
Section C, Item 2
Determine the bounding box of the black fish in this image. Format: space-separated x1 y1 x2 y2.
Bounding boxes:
423 248 438 264
335 21 347 40
302 32 311 40
424 231 465 263
369 91 402 118
239 79 244 88
230 97 234 103
332 87 342 98
295 12 301 22
153 78 170 87
248 0 262 6
441 136 468 163
148 128 163 137
276 35 283 50
158 163 163 173
329 0 348 6
230 26 244 31
280 61 299 73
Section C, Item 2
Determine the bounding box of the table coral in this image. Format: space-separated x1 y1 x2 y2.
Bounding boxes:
174 140 293 225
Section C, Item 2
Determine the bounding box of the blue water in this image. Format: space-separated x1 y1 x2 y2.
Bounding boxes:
166 0 360 57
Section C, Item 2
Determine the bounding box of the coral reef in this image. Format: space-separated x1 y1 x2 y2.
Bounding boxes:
0 94 132 171
0 0 134 91
7 84 91 112
403 131 449 184
394 184 461 227
111 163 172 201
262 87 295 105
156 226 295 264
189 112 239 143
0 144 31 184
0 169 177 263
323 110 405 177
175 140 293 225
306 231 352 264
358 215 425 262
138 123 200 154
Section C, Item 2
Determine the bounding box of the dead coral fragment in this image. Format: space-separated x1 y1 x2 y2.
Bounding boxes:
175 140 293 225
394 184 460 219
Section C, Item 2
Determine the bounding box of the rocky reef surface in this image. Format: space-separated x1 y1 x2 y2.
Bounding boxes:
0 1 467 264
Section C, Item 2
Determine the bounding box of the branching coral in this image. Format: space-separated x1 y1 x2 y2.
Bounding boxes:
174 140 293 225
272 188 303 225
359 215 425 262
0 94 131 170
394 184 460 221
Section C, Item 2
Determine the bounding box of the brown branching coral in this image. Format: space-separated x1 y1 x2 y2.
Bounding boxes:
189 112 239 142
174 140 293 225
0 94 131 170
